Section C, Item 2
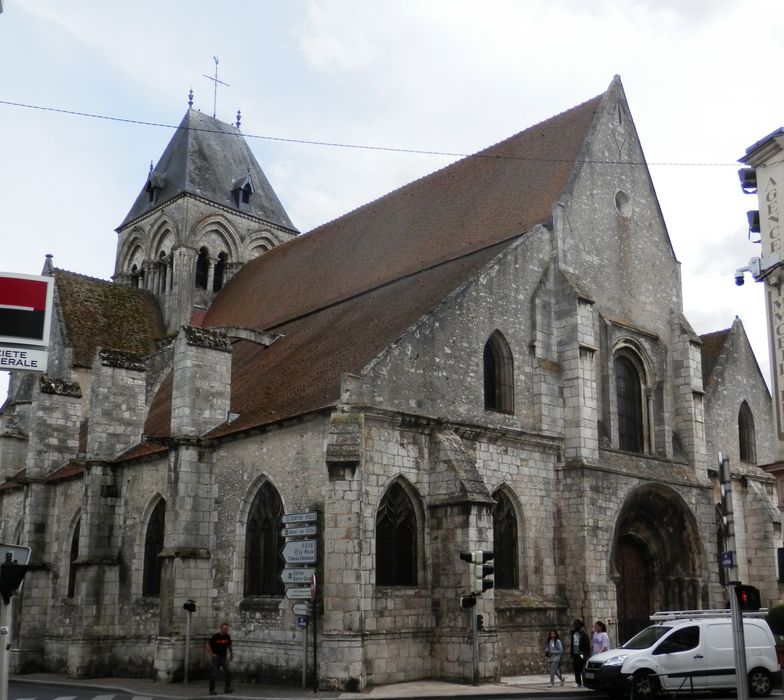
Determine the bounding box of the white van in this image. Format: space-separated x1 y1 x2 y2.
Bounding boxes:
583 611 782 697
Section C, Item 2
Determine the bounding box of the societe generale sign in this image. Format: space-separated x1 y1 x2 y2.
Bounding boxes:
0 272 53 373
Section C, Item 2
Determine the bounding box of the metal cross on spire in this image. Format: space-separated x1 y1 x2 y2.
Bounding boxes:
202 56 230 118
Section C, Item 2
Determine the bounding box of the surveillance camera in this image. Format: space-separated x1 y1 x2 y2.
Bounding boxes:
735 269 746 286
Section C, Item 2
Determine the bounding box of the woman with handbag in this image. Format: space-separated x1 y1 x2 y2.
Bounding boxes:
545 629 565 687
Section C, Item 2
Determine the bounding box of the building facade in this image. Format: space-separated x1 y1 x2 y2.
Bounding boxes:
0 76 780 689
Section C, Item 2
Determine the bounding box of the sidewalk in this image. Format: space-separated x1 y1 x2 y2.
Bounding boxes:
11 673 591 700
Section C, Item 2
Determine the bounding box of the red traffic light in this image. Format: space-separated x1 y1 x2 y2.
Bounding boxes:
736 584 761 611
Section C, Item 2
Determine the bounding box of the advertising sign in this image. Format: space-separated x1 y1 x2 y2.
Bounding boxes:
0 273 53 374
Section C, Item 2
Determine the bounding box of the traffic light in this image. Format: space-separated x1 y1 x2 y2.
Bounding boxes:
477 614 485 631
459 550 494 594
460 595 476 608
0 563 28 604
474 551 494 593
183 599 196 613
736 584 761 611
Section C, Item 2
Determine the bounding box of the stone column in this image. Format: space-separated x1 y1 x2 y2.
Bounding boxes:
67 350 148 675
559 295 599 463
671 315 707 475
321 412 366 690
14 377 82 671
429 431 498 683
154 326 231 681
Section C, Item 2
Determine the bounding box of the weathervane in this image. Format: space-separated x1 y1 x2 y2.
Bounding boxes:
203 56 230 119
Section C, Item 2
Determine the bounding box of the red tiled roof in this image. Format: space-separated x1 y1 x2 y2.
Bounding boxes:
138 87 607 444
47 463 84 482
115 440 169 462
700 328 731 386
54 269 167 367
0 468 25 491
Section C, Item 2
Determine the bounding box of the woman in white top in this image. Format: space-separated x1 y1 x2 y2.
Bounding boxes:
592 620 610 655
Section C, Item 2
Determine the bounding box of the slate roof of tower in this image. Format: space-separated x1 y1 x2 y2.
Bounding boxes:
138 80 615 444
119 110 298 233
54 269 166 368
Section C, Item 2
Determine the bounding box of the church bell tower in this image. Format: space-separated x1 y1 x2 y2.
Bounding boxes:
113 103 298 333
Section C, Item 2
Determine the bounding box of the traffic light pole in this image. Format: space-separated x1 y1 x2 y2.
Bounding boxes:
471 605 479 686
719 453 749 700
0 597 11 700
728 582 749 700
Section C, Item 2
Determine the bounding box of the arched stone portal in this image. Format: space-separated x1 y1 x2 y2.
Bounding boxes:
612 485 706 644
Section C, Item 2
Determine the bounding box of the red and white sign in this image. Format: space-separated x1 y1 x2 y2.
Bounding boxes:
0 272 53 373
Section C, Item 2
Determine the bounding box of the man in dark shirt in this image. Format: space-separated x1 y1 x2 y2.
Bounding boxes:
206 622 234 695
570 619 591 687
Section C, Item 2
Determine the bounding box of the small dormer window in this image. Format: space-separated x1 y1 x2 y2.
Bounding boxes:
232 174 254 211
146 170 166 205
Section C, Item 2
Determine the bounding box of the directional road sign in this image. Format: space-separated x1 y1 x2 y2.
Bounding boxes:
281 511 318 525
285 587 312 600
282 539 317 564
291 602 312 616
280 567 316 584
281 525 318 538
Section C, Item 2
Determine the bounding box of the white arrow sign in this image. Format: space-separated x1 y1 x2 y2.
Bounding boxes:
280 567 316 584
285 587 312 600
291 602 311 616
281 511 318 524
281 525 318 538
282 539 317 564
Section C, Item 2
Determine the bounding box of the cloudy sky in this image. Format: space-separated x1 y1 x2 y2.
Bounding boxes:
1 0 782 404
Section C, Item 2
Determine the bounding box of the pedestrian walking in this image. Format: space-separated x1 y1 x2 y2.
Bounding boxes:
545 629 565 687
570 619 590 687
206 622 234 695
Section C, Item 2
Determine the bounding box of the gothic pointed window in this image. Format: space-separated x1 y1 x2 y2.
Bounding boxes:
244 482 284 596
143 499 165 597
67 519 80 599
738 401 756 464
159 251 168 294
376 482 417 586
492 490 519 589
616 355 644 453
213 252 228 293
195 247 210 290
484 331 514 414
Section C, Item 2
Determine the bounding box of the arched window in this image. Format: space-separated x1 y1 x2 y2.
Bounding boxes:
492 490 519 589
213 252 228 293
483 331 514 414
244 482 284 596
376 482 417 586
738 401 756 464
67 519 80 598
194 247 210 290
143 499 165 597
158 251 168 293
130 265 141 288
616 355 644 453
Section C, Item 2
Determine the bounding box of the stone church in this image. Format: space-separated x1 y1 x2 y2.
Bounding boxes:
0 76 781 689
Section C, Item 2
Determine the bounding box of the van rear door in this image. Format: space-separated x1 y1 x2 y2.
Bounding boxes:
703 622 737 689
652 625 709 691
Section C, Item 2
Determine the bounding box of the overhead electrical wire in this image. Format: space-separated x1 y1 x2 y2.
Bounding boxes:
0 97 739 168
